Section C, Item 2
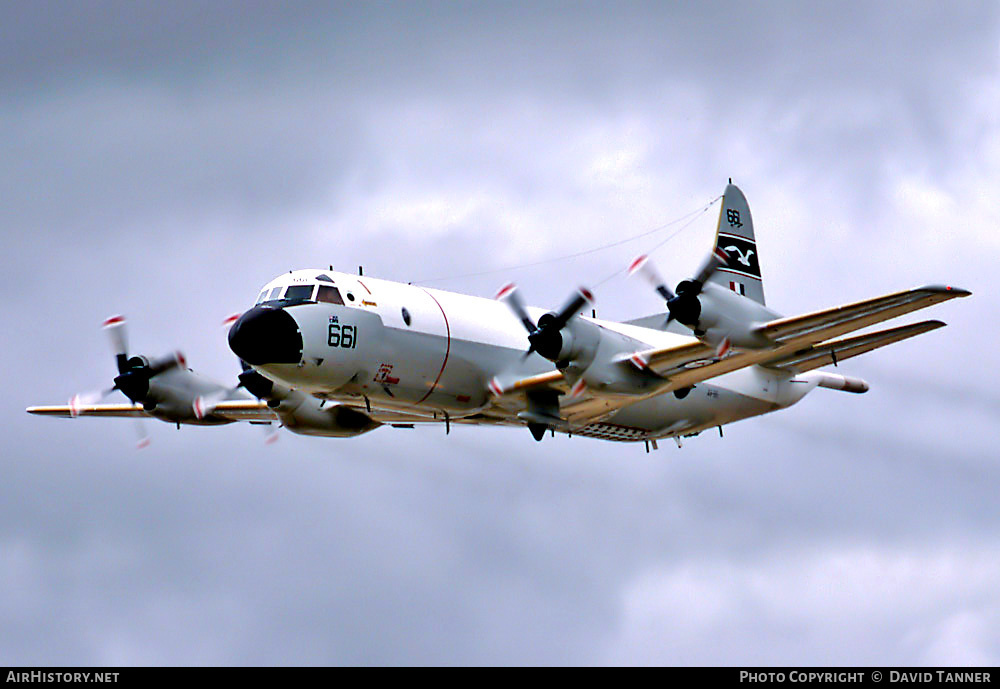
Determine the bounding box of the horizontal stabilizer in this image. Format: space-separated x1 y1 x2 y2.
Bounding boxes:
763 320 946 373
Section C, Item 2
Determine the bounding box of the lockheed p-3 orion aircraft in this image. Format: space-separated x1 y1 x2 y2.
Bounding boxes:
28 183 970 447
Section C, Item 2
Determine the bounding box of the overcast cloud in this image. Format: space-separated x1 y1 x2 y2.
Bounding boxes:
1 1 998 665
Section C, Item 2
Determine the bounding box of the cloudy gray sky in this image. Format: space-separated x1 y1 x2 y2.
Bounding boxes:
2 1 998 665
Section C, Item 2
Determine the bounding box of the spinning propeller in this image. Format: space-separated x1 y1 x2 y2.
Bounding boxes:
495 283 594 362
103 316 185 407
627 249 728 329
68 315 184 448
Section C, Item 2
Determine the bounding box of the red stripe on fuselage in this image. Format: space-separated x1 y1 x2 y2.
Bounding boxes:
416 289 451 405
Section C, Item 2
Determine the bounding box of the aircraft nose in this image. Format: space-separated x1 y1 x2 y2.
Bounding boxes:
228 306 303 365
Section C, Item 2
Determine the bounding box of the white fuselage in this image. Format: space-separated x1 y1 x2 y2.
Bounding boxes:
242 269 817 441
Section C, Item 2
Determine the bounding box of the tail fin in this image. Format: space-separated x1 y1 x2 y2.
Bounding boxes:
707 182 765 305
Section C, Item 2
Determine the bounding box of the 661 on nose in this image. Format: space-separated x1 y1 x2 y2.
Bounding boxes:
328 324 358 349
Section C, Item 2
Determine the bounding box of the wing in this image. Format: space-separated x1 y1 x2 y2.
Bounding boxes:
488 340 751 427
640 346 778 391
464 285 970 430
26 399 278 422
206 400 277 422
625 340 716 375
623 316 954 393
625 285 968 384
495 341 719 396
754 284 969 346
26 403 149 419
490 370 567 395
762 320 945 374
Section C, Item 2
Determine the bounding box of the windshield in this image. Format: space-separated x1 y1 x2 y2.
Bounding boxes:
316 285 345 305
257 286 284 304
283 285 315 302
257 282 343 305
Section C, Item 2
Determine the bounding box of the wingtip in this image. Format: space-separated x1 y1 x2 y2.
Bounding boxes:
924 284 971 297
25 405 74 417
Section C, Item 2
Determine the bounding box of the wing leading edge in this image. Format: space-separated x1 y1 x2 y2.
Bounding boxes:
754 284 968 346
27 403 149 419
26 400 278 422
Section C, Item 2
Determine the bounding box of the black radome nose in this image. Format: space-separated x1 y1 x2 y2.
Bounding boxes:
228 306 303 365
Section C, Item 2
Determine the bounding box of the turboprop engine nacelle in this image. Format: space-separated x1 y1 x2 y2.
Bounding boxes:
687 282 778 349
546 315 600 365
628 253 782 352
561 319 673 396
239 364 380 438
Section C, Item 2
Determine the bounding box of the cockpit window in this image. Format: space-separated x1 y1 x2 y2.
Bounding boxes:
267 286 282 301
316 285 345 305
316 274 335 283
256 290 268 304
284 285 315 302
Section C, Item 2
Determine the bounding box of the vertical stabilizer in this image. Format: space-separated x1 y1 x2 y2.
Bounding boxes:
707 183 765 305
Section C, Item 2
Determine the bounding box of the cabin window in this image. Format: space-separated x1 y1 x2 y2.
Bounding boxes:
316 285 345 305
284 285 314 302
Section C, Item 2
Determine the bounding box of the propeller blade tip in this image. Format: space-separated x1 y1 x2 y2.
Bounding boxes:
629 352 649 370
488 377 505 397
495 283 517 300
579 287 595 304
136 437 151 450
715 337 732 359
627 255 648 276
102 315 125 329
222 313 241 327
